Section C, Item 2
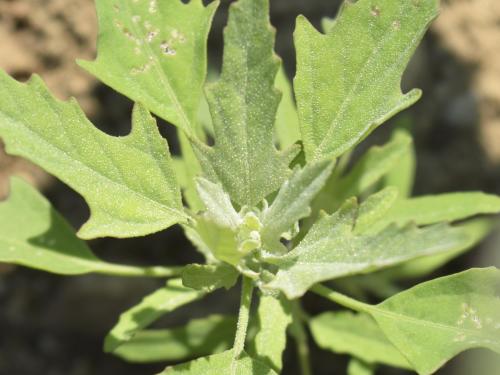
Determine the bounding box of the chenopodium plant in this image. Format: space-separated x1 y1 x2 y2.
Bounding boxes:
0 0 499 374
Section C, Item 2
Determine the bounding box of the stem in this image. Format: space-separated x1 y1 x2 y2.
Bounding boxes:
232 276 254 365
311 284 372 313
290 301 312 375
97 263 184 278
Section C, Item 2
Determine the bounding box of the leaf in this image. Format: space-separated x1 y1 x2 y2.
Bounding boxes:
354 187 399 234
260 160 333 253
104 279 204 353
294 0 437 160
192 0 297 207
382 127 416 198
275 66 301 148
0 177 176 277
196 178 241 228
0 73 187 239
182 263 239 292
347 359 375 375
383 192 500 226
265 198 469 299
79 0 218 135
310 311 411 369
369 268 500 375
159 349 278 375
113 314 236 363
250 295 291 371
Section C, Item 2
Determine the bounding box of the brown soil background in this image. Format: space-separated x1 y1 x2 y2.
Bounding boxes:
0 0 499 374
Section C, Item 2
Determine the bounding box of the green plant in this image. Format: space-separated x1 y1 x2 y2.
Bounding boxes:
0 0 499 374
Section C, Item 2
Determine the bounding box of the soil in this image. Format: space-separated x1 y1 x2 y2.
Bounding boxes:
0 1 499 374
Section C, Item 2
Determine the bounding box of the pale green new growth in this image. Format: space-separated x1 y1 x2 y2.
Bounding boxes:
114 315 236 363
192 0 297 207
294 0 436 160
79 0 218 135
0 73 186 239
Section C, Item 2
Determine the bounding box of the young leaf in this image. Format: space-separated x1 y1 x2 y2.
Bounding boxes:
196 178 241 228
310 311 411 369
275 66 301 148
260 160 334 253
113 314 236 363
265 198 468 299
370 268 500 375
79 0 218 135
294 0 437 160
354 187 399 234
159 349 277 375
182 263 239 292
383 192 500 226
251 295 292 371
192 0 297 207
0 73 187 239
382 127 416 198
0 178 179 277
104 279 205 353
347 359 375 375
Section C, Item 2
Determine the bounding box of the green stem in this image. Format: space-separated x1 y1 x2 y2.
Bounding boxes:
232 276 254 368
290 301 312 375
311 284 372 313
97 263 184 278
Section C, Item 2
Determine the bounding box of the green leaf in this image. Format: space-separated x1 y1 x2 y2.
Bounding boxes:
310 311 411 369
265 198 469 298
275 66 301 149
196 178 241 228
383 192 500 226
104 279 204 353
0 73 187 239
382 127 416 198
159 349 278 375
192 0 296 207
370 268 500 375
260 160 333 253
0 178 179 277
113 314 236 363
294 0 437 160
354 187 399 234
251 295 292 371
335 130 412 201
182 263 239 292
347 359 375 375
79 0 218 135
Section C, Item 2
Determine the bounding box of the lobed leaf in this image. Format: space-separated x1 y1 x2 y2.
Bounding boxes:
104 279 204 353
310 311 411 369
370 268 500 375
79 0 218 135
0 73 187 239
265 198 469 299
0 178 175 276
294 0 437 160
159 349 277 375
192 0 297 207
113 314 236 363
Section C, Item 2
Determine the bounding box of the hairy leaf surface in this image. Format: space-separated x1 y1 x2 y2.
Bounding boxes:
79 0 218 135
159 349 277 375
193 0 296 206
0 73 186 239
105 279 204 352
294 0 437 160
370 268 500 375
113 314 236 363
265 198 468 298
182 263 239 292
